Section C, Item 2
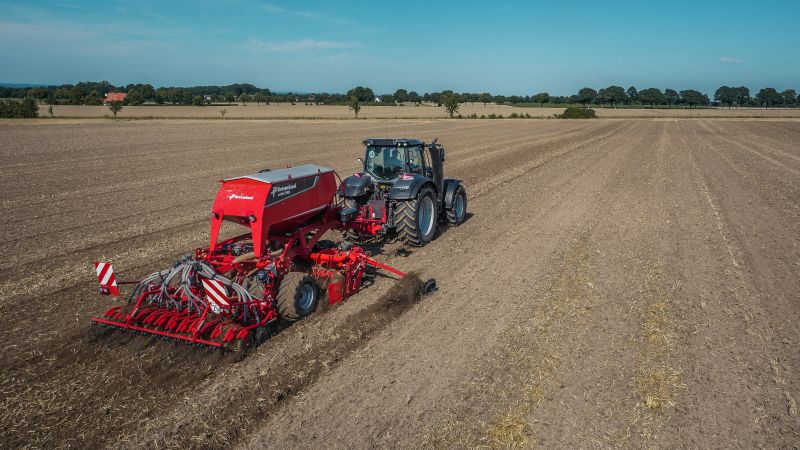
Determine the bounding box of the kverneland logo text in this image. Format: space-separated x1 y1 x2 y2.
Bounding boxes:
271 183 296 196
228 193 254 200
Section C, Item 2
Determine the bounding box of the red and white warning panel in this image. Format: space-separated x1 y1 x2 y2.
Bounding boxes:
201 278 230 314
94 262 120 296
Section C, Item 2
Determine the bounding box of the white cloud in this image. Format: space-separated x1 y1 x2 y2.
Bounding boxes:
720 56 741 64
247 38 357 52
260 3 355 25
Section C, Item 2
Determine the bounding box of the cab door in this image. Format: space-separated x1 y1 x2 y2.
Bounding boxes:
423 147 443 192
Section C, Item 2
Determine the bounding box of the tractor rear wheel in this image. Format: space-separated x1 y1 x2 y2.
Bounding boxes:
276 272 319 322
395 187 437 246
446 186 467 225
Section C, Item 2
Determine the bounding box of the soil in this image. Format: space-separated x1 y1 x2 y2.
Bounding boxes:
26 103 800 120
0 119 798 449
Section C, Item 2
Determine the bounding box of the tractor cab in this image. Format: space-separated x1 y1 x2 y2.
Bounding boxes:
362 140 427 181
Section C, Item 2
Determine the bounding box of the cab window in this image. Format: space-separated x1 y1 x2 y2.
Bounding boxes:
365 146 405 179
406 146 424 175
422 148 433 171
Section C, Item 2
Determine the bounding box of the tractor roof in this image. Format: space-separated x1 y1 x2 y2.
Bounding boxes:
224 164 334 184
363 138 424 147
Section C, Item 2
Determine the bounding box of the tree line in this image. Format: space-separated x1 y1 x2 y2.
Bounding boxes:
2 81 798 109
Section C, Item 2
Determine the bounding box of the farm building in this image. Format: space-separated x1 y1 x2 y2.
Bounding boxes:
103 92 127 104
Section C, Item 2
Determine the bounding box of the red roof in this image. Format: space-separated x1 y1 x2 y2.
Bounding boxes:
104 92 127 103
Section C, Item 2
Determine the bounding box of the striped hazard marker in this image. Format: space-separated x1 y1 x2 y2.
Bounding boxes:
94 261 120 296
202 278 230 314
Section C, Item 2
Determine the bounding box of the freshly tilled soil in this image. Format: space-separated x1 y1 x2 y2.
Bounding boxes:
0 119 798 449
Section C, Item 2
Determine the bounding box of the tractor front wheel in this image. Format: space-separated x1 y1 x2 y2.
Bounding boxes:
447 186 467 225
395 187 438 246
276 272 319 322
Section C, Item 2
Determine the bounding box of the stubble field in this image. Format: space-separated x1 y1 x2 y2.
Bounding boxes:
0 118 799 448
42 103 800 119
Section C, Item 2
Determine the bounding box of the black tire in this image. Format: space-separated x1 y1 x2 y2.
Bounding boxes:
446 186 467 225
395 187 438 246
275 272 319 322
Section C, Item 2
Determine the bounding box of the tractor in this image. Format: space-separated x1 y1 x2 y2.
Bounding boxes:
339 138 467 246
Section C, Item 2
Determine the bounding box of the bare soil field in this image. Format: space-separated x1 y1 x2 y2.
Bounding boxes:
41 103 800 119
1 118 799 449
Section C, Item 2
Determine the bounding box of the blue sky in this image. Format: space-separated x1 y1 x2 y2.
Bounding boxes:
1 1 798 95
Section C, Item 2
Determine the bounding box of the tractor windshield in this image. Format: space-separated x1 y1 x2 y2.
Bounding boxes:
364 146 406 179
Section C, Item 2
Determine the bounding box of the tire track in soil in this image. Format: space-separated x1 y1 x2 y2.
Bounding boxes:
701 120 800 174
528 121 689 447
670 120 800 447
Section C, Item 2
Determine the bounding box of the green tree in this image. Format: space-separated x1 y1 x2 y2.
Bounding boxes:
0 98 39 118
479 92 492 107
126 90 143 105
442 93 460 118
531 92 550 107
192 95 204 106
254 92 266 105
638 88 665 107
781 89 797 107
140 84 156 102
599 86 626 108
626 86 638 105
240 93 249 105
756 88 781 108
346 86 375 102
735 86 750 107
25 97 39 117
348 96 361 118
394 89 408 103
714 86 737 108
679 90 707 108
225 92 235 103
126 83 156 105
108 100 123 118
577 87 597 107
664 89 679 107
48 105 53 118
